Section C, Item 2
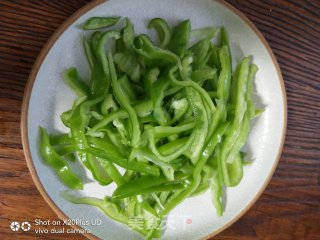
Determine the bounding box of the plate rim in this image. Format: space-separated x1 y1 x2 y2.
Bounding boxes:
20 0 287 239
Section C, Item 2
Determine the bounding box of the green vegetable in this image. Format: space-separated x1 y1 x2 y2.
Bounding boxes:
39 17 262 239
39 127 83 190
148 18 171 48
82 16 120 30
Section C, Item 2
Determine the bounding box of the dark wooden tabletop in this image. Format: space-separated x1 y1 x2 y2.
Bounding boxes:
0 0 319 239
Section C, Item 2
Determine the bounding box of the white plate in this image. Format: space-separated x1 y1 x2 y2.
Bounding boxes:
21 0 287 239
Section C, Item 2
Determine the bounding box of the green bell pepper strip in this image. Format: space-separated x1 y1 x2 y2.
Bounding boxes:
169 67 216 113
63 67 90 97
208 44 221 74
246 64 259 118
107 52 141 147
114 18 141 82
61 193 129 225
151 76 171 126
168 20 191 58
189 37 211 69
90 110 103 120
90 59 107 97
113 182 185 200
87 136 128 158
218 27 229 48
49 134 72 146
207 99 226 142
77 152 93 172
153 122 195 139
185 88 208 164
191 68 217 86
114 50 141 82
211 167 223 216
112 118 129 146
217 45 232 103
220 152 243 187
225 64 258 165
82 16 121 30
83 37 95 70
208 91 218 98
191 182 210 197
146 125 195 163
91 31 120 97
87 154 113 185
90 31 102 58
143 68 160 97
86 147 160 176
39 127 83 190
122 17 135 49
191 164 215 196
161 123 229 215
158 137 189 155
131 148 175 181
68 96 104 150
134 34 180 67
191 27 218 41
54 145 76 156
118 75 137 103
87 99 153 135
148 18 171 48
225 112 250 165
219 57 250 166
99 157 125 186
100 94 118 115
101 129 127 153
169 98 188 124
113 175 167 199
79 149 119 187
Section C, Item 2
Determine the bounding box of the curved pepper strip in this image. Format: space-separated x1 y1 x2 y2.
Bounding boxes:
161 123 229 216
185 87 209 164
113 175 167 199
134 34 180 67
63 67 90 97
86 153 113 185
90 31 102 58
83 37 95 70
39 127 83 190
131 148 175 181
91 31 120 97
82 16 120 30
148 18 171 48
113 182 185 200
223 64 258 184
169 66 216 115
219 57 250 174
86 146 160 177
151 76 171 126
145 125 195 163
87 99 153 135
107 52 141 147
217 45 232 103
68 96 104 150
122 17 135 49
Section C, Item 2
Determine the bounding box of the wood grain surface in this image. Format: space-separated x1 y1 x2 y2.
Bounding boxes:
0 0 319 239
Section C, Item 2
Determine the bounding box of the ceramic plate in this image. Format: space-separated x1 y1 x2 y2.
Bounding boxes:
21 0 286 239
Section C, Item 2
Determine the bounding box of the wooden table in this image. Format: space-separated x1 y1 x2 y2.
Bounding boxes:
0 0 319 239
